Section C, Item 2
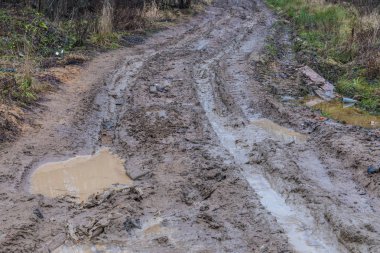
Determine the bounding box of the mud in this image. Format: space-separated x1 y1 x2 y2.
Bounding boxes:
0 0 379 252
31 148 132 202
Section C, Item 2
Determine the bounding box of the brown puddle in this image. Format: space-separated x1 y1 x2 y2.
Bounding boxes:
143 224 162 235
313 100 380 129
251 119 307 143
30 148 132 202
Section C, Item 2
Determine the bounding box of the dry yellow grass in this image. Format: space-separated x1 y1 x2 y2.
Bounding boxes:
98 0 113 36
143 1 162 23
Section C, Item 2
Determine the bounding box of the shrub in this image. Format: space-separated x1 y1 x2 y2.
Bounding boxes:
266 0 380 113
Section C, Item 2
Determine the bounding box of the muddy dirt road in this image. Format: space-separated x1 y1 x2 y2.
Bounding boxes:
0 0 379 252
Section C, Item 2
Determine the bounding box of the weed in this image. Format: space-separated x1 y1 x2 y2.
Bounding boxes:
321 110 331 118
143 1 162 23
337 77 380 113
90 32 120 48
98 0 113 36
266 0 380 114
266 43 277 57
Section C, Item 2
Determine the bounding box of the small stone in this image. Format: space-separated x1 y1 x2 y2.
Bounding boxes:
155 236 169 245
280 95 295 102
123 217 141 232
149 85 158 93
33 208 44 219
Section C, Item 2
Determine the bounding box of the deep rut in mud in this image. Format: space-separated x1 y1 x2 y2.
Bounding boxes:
0 0 379 252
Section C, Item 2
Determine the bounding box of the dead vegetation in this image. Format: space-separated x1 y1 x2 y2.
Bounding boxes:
267 0 380 114
0 0 204 142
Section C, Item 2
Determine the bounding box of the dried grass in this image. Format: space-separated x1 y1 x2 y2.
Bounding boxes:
98 0 113 36
143 1 162 23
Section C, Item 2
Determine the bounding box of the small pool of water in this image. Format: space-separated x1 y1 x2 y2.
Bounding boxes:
30 148 132 202
53 244 128 253
313 100 380 129
251 118 307 143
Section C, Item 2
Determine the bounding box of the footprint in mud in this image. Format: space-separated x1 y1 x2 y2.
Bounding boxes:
30 148 133 202
54 217 174 253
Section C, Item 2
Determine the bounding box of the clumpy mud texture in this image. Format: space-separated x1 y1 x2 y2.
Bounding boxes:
0 0 379 252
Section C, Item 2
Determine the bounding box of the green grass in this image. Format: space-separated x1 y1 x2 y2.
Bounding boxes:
337 78 380 113
0 8 69 57
267 0 355 62
266 0 380 114
0 73 37 105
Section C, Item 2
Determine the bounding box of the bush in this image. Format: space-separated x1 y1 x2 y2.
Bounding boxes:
266 0 380 113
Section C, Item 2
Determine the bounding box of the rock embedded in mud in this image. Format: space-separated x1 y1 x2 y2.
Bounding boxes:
149 85 158 93
149 84 169 94
123 217 141 232
33 208 44 219
197 213 222 229
154 236 169 245
299 66 335 100
280 95 295 102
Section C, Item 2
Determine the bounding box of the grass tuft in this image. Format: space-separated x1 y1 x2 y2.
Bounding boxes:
266 0 380 114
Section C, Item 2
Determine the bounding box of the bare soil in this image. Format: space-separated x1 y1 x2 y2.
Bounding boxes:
0 1 379 252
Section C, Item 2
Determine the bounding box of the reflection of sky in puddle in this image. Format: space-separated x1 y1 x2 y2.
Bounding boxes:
30 148 132 202
54 244 129 253
251 118 307 143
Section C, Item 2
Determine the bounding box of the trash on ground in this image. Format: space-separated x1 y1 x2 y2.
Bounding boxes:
342 97 358 104
299 66 335 101
280 95 295 102
0 68 16 73
367 163 380 175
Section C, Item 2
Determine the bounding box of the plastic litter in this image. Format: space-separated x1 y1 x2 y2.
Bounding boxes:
367 163 380 174
342 97 358 104
0 68 16 73
280 95 295 102
343 103 355 108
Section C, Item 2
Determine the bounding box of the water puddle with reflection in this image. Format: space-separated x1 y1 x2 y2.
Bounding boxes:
30 148 132 202
53 244 129 253
313 100 380 129
251 118 307 143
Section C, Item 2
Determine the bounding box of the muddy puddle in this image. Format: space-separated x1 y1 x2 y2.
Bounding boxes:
30 148 132 202
251 118 307 143
54 244 128 253
308 99 380 129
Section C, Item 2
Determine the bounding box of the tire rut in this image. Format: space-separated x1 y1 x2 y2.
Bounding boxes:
0 0 377 252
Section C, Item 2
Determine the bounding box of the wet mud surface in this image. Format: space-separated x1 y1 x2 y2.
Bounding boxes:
0 0 379 252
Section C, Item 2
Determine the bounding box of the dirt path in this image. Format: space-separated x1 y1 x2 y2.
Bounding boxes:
0 0 379 252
